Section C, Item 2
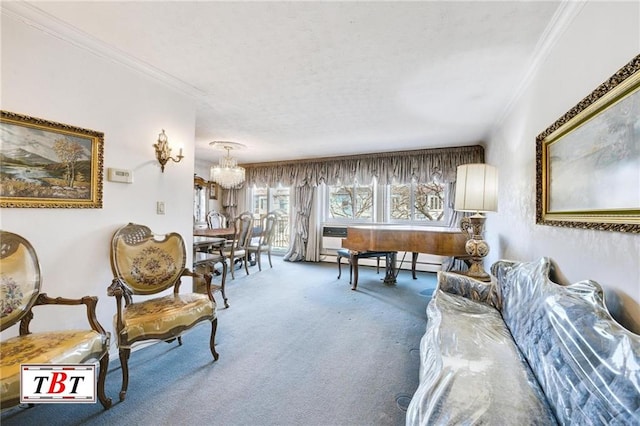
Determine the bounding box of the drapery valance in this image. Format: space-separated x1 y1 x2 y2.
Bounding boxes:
243 145 484 188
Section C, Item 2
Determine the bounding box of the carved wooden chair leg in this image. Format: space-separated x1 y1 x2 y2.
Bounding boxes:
229 258 235 280
257 251 262 271
243 255 250 275
97 355 112 409
210 318 219 360
268 250 273 268
178 336 183 345
119 348 131 401
220 260 229 308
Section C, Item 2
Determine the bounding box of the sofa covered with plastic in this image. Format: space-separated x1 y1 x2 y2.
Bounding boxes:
406 257 640 425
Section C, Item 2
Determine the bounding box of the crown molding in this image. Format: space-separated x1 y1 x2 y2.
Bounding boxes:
493 0 587 129
1 1 206 99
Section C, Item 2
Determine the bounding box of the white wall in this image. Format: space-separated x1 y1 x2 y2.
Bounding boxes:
486 1 640 331
0 11 197 344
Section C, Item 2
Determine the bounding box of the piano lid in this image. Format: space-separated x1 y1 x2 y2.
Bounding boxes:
342 224 467 256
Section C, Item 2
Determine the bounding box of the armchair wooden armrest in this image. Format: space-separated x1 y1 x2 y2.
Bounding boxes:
180 269 215 302
20 293 107 337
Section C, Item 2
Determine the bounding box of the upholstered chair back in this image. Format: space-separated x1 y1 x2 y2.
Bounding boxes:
0 231 41 331
110 223 187 295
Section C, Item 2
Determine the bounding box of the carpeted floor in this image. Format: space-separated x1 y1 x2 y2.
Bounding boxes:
1 259 436 426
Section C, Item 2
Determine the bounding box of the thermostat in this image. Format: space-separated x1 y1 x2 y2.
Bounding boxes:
107 168 134 183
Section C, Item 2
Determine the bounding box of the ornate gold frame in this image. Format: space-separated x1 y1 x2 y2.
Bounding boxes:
0 111 103 208
536 55 640 233
208 181 218 200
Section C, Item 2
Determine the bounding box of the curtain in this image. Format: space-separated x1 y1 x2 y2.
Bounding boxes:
306 185 322 262
221 187 239 222
244 145 484 187
283 184 315 262
246 145 484 262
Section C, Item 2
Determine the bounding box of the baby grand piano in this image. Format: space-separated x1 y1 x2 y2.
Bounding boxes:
341 225 468 287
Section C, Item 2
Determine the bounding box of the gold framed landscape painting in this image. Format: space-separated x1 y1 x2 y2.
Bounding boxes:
536 55 640 233
0 111 103 208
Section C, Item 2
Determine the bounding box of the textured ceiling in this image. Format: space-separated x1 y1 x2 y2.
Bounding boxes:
19 1 562 165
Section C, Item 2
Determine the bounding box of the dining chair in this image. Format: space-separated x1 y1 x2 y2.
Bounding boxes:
221 212 253 280
247 211 278 271
206 210 227 229
108 223 218 401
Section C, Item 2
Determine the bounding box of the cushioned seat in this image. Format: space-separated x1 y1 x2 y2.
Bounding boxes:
119 294 215 345
408 289 556 424
108 223 218 401
0 230 111 410
1 330 108 405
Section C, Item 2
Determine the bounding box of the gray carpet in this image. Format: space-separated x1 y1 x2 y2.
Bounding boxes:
1 260 435 426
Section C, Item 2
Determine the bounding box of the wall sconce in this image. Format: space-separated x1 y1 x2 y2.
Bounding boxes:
153 129 183 172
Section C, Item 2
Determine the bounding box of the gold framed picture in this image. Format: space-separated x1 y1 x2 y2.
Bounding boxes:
209 181 218 200
0 111 104 208
536 55 640 233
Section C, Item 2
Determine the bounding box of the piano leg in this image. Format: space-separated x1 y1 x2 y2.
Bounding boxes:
383 252 397 285
412 252 418 279
352 253 359 290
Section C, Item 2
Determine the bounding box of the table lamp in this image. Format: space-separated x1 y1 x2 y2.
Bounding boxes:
454 163 498 282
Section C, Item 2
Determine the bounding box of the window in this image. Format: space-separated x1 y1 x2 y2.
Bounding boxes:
193 185 207 224
325 180 447 224
327 183 374 221
252 188 268 216
389 181 446 223
249 186 291 251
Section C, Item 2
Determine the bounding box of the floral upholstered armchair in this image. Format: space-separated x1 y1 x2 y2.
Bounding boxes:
0 230 112 410
108 223 218 401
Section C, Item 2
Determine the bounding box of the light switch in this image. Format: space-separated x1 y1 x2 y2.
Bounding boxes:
157 201 165 215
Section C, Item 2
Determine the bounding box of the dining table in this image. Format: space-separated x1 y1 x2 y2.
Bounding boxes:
194 227 235 238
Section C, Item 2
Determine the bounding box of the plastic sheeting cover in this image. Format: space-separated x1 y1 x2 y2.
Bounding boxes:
407 259 640 425
406 289 557 425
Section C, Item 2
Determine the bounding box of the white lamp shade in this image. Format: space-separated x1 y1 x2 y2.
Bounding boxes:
454 164 498 213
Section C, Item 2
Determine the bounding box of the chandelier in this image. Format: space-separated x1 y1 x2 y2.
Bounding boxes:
209 141 246 188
